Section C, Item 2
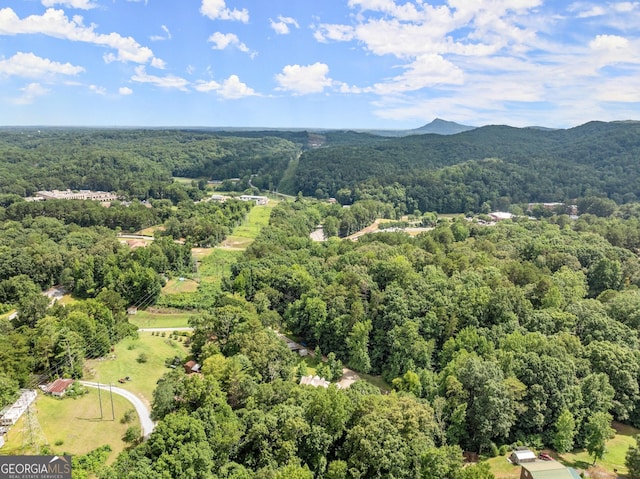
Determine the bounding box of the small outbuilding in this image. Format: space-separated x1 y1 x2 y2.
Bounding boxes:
510 449 537 465
44 378 75 397
520 462 581 479
184 360 201 374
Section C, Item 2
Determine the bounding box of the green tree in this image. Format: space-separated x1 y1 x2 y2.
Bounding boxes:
552 409 576 453
625 434 640 479
585 412 615 464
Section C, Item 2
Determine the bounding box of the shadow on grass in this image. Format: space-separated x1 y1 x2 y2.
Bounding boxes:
559 457 592 471
76 416 111 422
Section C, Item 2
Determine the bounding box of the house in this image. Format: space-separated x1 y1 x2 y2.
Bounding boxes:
184 360 201 374
300 375 330 388
510 449 537 465
127 306 138 315
520 462 581 479
490 211 514 221
44 378 74 397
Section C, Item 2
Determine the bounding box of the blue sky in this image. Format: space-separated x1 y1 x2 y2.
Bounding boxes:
1 0 639 128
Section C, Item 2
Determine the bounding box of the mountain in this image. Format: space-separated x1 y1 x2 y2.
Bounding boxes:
408 118 476 135
292 120 640 212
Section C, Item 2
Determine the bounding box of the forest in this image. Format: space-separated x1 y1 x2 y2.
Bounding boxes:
96 198 640 478
3 122 640 217
2 126 640 478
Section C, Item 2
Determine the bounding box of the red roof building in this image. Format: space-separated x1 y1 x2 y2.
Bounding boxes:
45 379 74 397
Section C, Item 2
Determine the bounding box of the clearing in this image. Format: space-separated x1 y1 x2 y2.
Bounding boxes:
1 390 137 462
84 331 188 408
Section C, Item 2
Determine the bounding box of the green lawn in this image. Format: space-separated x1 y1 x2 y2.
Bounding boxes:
1 390 136 462
486 455 520 479
559 422 639 476
487 422 640 478
162 278 199 295
129 310 193 329
197 248 243 285
223 203 276 247
84 331 188 407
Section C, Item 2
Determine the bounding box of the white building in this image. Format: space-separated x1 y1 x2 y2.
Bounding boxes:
300 375 330 388
0 389 37 427
239 195 269 205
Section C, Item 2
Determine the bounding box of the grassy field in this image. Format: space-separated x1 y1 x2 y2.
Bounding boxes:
129 310 193 329
1 390 137 462
162 277 199 295
487 422 640 478
198 248 243 285
84 331 188 407
559 422 639 476
222 203 275 248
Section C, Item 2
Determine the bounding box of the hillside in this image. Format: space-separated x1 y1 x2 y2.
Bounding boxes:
293 121 640 212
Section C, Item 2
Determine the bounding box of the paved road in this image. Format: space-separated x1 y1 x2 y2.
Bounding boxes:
80 381 156 438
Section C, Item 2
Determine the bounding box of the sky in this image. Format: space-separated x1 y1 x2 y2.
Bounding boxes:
0 0 639 129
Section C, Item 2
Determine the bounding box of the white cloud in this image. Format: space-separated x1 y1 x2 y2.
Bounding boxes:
0 8 160 65
89 84 106 95
131 66 189 90
41 0 97 10
275 62 334 95
194 80 221 92
567 2 606 17
13 82 50 104
119 86 133 95
0 52 84 78
612 2 640 13
194 75 256 98
150 25 171 41
373 54 464 94
270 15 299 35
151 57 166 69
208 32 250 53
200 0 249 23
589 33 630 50
218 75 256 98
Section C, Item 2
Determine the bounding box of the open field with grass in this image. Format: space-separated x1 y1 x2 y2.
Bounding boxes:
198 248 243 285
488 422 640 478
129 309 193 329
162 277 199 295
1 390 136 462
84 331 188 406
222 203 275 248
559 422 639 477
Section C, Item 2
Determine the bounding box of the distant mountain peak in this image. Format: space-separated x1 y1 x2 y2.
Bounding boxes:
409 118 476 135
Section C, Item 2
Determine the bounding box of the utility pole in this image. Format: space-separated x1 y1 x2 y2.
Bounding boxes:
109 383 115 420
97 381 103 419
65 339 74 375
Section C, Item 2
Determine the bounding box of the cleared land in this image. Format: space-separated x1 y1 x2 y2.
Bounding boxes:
221 203 275 248
162 277 199 295
488 422 640 478
198 248 243 286
129 310 193 329
84 331 188 408
1 390 137 462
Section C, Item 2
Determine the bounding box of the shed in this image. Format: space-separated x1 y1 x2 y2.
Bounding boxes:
520 462 581 479
45 378 74 397
127 306 138 315
184 360 201 374
510 449 537 464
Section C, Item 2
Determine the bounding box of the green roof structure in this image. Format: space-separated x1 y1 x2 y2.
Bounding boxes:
520 461 581 479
